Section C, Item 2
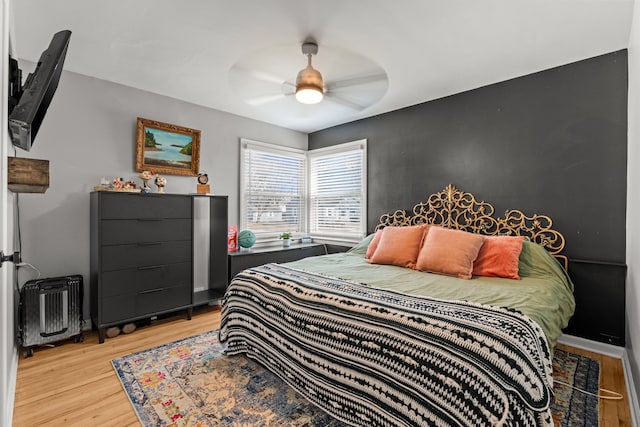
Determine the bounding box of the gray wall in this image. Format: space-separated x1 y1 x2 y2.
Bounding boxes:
15 64 307 319
310 51 629 346
310 51 628 264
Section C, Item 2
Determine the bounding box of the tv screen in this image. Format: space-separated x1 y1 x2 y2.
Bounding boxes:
8 30 71 151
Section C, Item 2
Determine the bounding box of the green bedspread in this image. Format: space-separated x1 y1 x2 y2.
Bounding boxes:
286 236 575 350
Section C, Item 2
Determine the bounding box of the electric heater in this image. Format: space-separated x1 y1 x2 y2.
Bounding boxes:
19 275 84 357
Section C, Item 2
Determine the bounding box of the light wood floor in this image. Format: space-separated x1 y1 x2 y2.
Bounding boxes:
13 306 633 426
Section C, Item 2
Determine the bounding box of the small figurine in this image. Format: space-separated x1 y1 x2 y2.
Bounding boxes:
123 181 136 190
139 170 154 193
113 177 124 189
155 175 167 193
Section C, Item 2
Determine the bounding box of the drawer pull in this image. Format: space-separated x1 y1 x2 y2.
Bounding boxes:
137 218 162 222
137 265 164 271
136 242 162 246
138 288 164 295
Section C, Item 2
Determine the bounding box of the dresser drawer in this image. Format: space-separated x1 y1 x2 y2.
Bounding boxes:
101 262 191 298
101 219 191 245
100 285 191 324
101 240 191 271
100 193 191 219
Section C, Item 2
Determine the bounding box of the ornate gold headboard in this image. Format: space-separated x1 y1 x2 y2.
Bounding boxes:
376 184 567 269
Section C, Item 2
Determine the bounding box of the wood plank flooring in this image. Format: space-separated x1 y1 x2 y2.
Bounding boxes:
13 306 633 426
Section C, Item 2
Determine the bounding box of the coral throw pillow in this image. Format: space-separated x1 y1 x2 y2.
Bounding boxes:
415 226 485 279
368 225 428 269
366 229 383 259
473 235 525 279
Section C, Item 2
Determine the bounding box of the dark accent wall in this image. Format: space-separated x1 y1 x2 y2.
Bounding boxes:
310 50 628 264
310 51 628 344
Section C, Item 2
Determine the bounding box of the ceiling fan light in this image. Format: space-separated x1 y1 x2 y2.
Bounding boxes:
295 56 324 104
296 85 324 104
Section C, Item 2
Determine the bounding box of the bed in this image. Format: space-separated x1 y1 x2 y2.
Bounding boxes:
220 184 575 426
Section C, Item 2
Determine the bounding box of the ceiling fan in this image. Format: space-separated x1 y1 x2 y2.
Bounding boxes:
229 39 388 111
295 41 326 104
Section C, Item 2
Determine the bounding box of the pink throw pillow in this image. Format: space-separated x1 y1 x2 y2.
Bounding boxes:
368 225 428 269
366 229 383 259
415 226 485 279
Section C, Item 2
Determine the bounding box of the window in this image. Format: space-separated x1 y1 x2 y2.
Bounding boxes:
308 140 367 242
240 139 306 238
240 138 367 244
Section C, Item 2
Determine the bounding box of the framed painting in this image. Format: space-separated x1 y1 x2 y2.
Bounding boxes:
135 117 201 176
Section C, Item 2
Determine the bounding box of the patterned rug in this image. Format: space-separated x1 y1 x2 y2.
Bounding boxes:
112 331 600 426
551 348 600 426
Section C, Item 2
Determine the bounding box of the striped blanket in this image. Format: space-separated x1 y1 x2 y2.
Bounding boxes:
220 264 554 426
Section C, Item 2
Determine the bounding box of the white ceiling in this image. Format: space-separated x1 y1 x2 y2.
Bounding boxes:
12 0 635 133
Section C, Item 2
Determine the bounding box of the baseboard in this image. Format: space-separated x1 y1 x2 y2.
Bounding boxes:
622 352 640 427
4 347 18 427
557 334 625 358
559 334 638 427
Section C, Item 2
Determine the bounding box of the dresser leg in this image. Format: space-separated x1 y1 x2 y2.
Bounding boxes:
98 327 106 344
187 307 193 320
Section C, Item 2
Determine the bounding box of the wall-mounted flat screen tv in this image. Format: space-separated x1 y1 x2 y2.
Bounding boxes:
8 30 71 151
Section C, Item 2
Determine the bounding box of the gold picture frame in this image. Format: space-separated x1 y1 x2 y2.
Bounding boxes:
135 117 201 176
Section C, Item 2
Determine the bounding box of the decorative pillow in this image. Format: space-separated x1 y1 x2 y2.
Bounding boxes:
368 225 428 268
473 235 526 279
365 229 383 259
415 226 485 279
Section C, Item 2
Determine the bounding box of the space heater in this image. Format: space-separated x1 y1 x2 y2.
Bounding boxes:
19 275 84 357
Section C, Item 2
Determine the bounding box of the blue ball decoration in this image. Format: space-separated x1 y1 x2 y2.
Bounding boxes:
238 229 257 248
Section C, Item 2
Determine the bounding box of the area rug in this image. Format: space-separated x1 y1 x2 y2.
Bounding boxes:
112 331 601 426
551 348 600 426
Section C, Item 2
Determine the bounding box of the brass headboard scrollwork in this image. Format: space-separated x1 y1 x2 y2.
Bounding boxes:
376 184 567 269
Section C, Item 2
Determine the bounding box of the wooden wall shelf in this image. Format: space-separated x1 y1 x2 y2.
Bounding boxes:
8 157 50 193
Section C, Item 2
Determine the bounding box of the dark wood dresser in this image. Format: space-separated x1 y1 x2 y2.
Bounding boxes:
90 192 227 343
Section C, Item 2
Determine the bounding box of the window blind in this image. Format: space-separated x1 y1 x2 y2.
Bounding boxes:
308 141 367 241
240 140 306 237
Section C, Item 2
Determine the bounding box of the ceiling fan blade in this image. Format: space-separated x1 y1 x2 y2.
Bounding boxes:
324 94 366 111
325 73 387 91
245 93 288 106
232 66 287 86
281 81 296 96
